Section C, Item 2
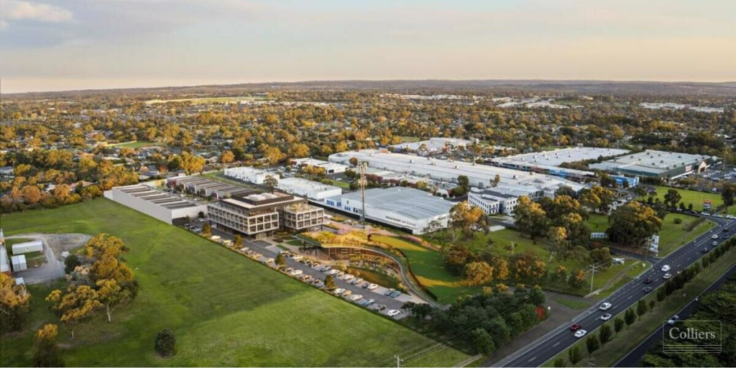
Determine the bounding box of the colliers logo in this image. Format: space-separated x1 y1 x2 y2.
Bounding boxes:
663 320 722 353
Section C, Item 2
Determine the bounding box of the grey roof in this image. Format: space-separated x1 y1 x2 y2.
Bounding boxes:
337 187 453 220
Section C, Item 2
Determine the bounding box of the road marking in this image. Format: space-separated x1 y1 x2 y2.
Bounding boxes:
553 342 560 347
528 357 536 363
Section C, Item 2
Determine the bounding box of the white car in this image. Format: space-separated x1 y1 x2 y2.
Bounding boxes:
663 273 672 279
367 283 379 290
667 315 679 325
349 294 363 301
661 265 671 272
289 269 303 276
574 329 587 338
333 288 346 295
599 303 612 311
711 234 719 239
600 313 612 321
387 309 401 317
327 269 339 275
344 275 356 281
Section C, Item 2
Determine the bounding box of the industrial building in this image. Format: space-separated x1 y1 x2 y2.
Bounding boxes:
0 245 10 276
491 147 629 180
276 177 343 201
391 137 474 153
224 167 277 185
468 189 519 215
11 240 43 255
589 150 719 180
291 158 349 174
329 150 585 199
167 176 251 199
207 192 324 238
324 187 454 235
104 185 209 225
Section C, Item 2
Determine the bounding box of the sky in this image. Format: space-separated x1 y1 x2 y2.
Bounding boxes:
1 0 735 93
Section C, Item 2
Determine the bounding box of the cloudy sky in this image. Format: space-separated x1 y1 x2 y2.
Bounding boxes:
1 0 735 93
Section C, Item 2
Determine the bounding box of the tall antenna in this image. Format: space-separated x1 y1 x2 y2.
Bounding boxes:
358 162 368 228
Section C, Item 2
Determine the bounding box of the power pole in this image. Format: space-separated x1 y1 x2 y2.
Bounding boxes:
589 263 601 293
358 162 368 228
394 355 402 368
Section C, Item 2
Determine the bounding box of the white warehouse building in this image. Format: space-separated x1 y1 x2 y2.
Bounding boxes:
276 177 343 201
104 185 209 225
324 187 454 235
468 189 519 215
224 167 277 185
291 158 349 174
329 150 585 199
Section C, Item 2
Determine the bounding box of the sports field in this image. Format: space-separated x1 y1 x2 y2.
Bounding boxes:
0 199 468 367
640 185 735 215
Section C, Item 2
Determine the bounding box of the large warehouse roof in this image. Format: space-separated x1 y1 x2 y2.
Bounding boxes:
329 150 585 195
337 187 453 220
589 150 717 176
494 147 629 167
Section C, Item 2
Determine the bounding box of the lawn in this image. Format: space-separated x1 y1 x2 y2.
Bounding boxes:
371 235 481 303
347 267 401 290
553 297 590 310
323 179 351 189
112 141 163 149
640 185 735 215
0 199 468 367
588 213 715 256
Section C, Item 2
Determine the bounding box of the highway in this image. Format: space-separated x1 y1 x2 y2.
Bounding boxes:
494 215 735 367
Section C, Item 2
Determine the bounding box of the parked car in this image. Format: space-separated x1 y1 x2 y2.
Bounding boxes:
387 310 401 317
599 303 612 311
313 282 325 288
344 274 355 282
376 304 387 311
289 269 303 276
364 298 376 306
333 288 346 295
389 290 401 298
569 324 582 331
367 283 379 290
349 294 363 301
384 288 396 296
327 269 339 275
574 330 587 338
661 265 671 272
600 313 612 321
342 290 352 297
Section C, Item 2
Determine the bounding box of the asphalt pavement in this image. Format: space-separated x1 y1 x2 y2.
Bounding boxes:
493 215 735 367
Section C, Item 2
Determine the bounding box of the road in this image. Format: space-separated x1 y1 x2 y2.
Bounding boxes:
614 265 736 367
493 215 735 367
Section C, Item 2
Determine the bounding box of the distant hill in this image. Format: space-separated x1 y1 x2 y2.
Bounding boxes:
6 79 736 99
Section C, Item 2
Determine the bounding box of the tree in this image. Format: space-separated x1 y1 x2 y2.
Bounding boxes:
465 262 494 286
471 328 496 355
32 324 64 367
0 273 31 333
590 247 613 267
614 317 624 334
220 150 235 164
263 175 278 193
663 189 682 209
636 299 648 319
154 328 177 357
513 196 549 239
568 269 586 289
457 175 470 188
324 275 336 290
46 285 102 338
607 202 662 249
625 308 636 328
450 201 487 239
580 186 615 213
586 334 600 356
568 345 582 366
599 323 613 346
233 235 243 248
201 222 212 237
96 279 133 323
349 157 359 166
491 174 501 188
64 254 80 274
275 253 286 267
722 183 736 209
179 152 206 174
657 287 667 302
553 358 565 367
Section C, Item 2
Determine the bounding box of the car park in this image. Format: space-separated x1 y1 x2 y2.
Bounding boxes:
663 273 672 279
569 324 582 331
599 302 612 311
387 310 401 317
574 330 587 338
661 265 671 272
600 313 612 321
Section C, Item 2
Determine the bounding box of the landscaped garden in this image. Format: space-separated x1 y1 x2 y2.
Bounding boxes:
0 199 469 367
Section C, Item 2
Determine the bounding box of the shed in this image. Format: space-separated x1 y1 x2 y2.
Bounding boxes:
11 240 43 255
11 255 27 272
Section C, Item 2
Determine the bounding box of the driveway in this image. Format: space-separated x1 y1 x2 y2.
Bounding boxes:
6 234 64 284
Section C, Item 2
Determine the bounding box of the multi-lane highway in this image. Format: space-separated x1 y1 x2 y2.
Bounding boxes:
494 215 735 367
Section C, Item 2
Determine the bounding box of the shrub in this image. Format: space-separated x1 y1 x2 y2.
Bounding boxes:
154 329 177 357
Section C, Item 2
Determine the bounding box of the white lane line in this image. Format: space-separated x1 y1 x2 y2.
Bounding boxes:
528 357 536 363
553 342 560 347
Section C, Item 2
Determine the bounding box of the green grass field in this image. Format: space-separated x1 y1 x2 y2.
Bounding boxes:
111 141 163 149
323 179 351 189
0 199 468 367
640 185 735 215
371 235 480 303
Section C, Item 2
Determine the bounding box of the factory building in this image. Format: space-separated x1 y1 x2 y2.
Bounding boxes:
276 177 343 201
104 185 209 225
468 189 520 215
224 167 278 185
291 158 349 174
589 150 718 180
491 146 629 180
324 187 454 235
390 137 474 153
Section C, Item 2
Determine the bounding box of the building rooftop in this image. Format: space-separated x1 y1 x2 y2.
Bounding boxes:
391 137 473 152
494 147 629 168
335 187 454 220
589 150 717 175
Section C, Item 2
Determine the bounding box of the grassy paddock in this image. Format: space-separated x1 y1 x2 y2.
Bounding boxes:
0 199 468 367
640 185 734 215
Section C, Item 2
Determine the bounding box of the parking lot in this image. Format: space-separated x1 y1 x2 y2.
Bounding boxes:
190 223 422 319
